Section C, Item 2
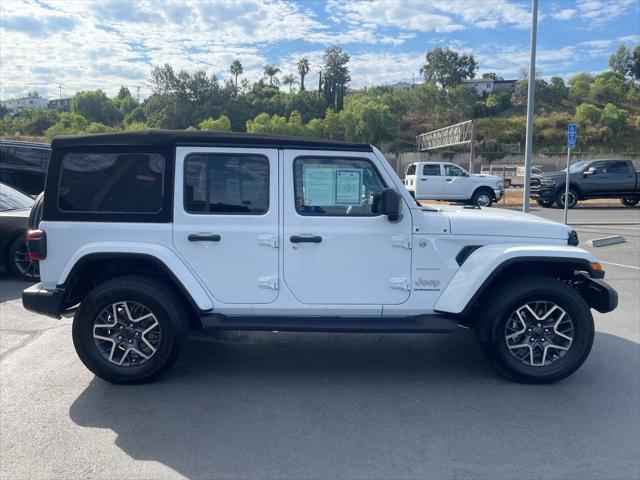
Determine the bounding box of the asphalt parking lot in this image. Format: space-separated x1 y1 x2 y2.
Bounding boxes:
1 206 639 480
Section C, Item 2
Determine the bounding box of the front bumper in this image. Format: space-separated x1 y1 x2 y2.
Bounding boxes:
576 272 618 313
494 188 503 201
22 283 66 319
530 186 558 201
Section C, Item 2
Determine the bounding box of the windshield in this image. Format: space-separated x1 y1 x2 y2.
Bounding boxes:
0 183 34 211
567 160 590 173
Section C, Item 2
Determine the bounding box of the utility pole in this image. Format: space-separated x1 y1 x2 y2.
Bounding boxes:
469 120 475 173
135 86 141 102
522 0 538 213
57 83 63 99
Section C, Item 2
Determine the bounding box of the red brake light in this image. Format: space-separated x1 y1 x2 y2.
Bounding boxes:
27 229 46 260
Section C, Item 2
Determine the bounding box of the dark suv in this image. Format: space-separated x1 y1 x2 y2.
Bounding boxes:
0 141 51 195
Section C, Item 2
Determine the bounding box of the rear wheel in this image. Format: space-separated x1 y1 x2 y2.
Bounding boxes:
28 192 44 230
536 198 555 208
620 196 639 207
476 276 594 383
471 189 494 207
72 276 188 384
555 188 578 209
8 236 39 281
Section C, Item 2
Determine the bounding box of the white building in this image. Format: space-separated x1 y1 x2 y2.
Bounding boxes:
462 79 516 95
2 97 49 113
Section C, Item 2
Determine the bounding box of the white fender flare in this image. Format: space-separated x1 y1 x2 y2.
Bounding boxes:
58 242 214 311
434 244 597 315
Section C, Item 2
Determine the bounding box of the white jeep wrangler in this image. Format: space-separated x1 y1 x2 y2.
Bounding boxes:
23 131 617 384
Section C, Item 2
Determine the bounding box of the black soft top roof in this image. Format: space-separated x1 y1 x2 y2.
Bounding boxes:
50 130 372 152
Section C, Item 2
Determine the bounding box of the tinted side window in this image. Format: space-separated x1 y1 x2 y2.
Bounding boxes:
294 157 385 217
406 164 416 176
7 147 45 167
59 152 165 213
423 164 441 176
592 162 608 174
608 161 630 173
184 154 269 214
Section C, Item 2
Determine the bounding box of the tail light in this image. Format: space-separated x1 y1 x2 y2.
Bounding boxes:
27 229 47 260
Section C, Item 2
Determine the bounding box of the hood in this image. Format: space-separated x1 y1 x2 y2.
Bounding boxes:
536 171 567 180
0 208 30 219
427 205 572 241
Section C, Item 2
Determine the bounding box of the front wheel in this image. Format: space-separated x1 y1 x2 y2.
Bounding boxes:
620 196 639 207
471 189 494 207
476 276 594 383
555 188 578 209
72 276 188 384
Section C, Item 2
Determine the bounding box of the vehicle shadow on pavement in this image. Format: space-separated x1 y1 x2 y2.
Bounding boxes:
67 330 640 479
0 275 31 303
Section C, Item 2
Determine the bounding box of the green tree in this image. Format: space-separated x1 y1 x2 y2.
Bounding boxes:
340 97 394 145
609 45 633 78
263 64 281 87
322 46 351 111
198 115 231 131
575 103 601 125
230 59 243 92
482 72 503 81
72 90 122 126
282 74 298 94
322 108 342 139
117 86 132 100
590 72 627 104
568 72 593 99
600 103 628 132
297 57 310 91
420 48 477 88
632 45 640 82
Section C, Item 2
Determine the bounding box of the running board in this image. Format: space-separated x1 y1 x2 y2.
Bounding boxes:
199 314 458 333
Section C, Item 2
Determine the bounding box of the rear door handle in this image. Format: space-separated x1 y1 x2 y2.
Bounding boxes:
188 233 221 242
290 235 322 243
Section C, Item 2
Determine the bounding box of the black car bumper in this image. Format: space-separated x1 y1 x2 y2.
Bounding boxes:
530 187 558 201
576 273 618 313
22 283 66 319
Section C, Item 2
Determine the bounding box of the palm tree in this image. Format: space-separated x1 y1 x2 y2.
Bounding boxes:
229 59 243 92
297 57 310 91
263 64 281 86
282 74 298 93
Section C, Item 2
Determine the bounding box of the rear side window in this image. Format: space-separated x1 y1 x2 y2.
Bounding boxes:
4 147 48 168
58 152 165 213
406 164 416 176
608 161 630 173
422 164 441 176
184 154 269 214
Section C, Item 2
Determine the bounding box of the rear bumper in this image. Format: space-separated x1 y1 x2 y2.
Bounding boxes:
577 273 618 313
22 283 66 319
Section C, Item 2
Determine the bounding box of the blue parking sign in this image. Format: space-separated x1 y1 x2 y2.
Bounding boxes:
567 123 577 149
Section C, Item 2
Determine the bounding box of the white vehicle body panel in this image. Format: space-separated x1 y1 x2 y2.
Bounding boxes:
37 221 214 311
434 244 596 314
172 147 280 305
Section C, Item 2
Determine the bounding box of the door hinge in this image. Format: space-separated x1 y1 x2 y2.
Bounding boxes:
390 277 411 291
392 236 412 249
258 235 279 248
257 276 278 290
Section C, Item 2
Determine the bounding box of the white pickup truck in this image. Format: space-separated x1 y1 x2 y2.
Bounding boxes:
404 162 504 207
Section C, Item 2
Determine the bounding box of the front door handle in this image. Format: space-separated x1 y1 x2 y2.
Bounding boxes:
290 235 322 243
188 233 221 242
446 178 453 182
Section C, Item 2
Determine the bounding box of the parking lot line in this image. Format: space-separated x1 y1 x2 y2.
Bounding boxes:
599 261 640 270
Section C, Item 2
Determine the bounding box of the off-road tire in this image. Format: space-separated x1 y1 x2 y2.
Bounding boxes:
475 276 594 384
72 275 188 384
28 192 44 230
8 235 40 281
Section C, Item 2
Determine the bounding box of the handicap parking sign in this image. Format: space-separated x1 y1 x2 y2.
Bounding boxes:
567 123 577 149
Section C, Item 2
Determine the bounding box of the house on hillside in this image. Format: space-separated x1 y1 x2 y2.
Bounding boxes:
462 78 517 95
48 98 72 111
390 81 415 91
2 96 49 113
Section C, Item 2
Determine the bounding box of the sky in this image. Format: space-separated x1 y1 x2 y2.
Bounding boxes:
1 0 639 101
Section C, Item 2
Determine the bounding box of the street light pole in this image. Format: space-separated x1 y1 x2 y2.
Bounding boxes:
522 0 538 213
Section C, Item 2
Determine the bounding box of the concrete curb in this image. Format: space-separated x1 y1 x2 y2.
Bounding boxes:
585 236 626 247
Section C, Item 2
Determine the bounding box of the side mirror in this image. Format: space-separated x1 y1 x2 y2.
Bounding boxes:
584 167 596 176
375 188 402 221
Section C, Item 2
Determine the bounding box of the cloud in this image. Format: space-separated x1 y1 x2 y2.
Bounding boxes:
551 9 576 21
575 0 635 25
